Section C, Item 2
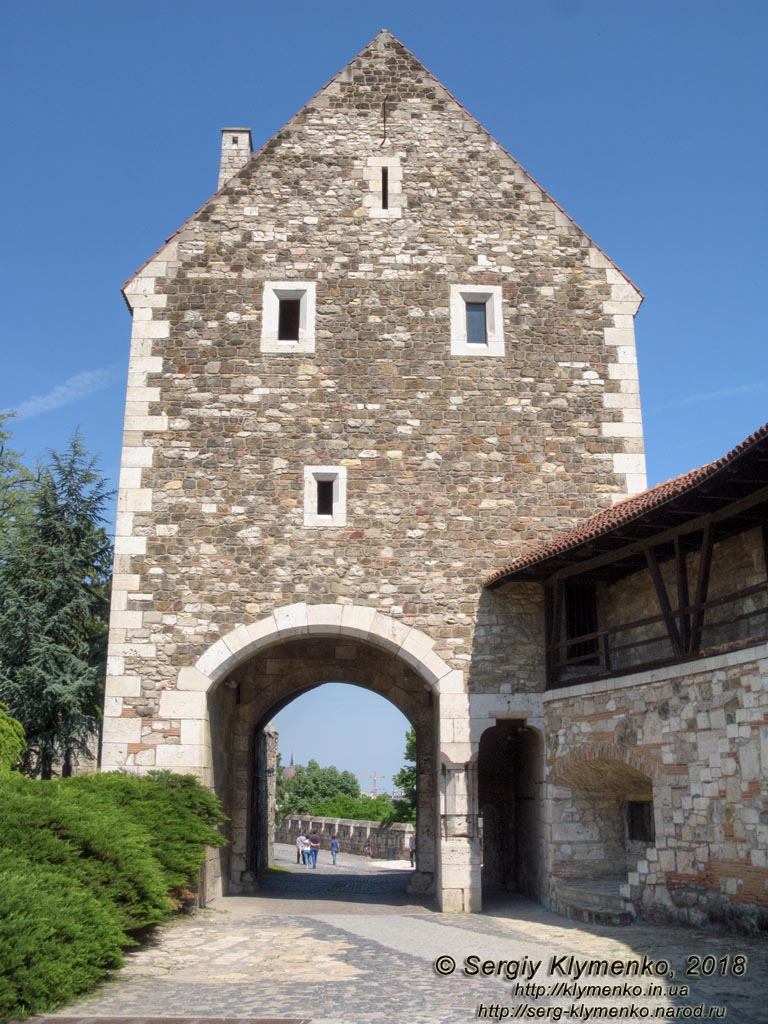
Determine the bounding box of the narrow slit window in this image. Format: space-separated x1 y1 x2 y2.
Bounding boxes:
465 301 487 344
277 298 301 341
316 479 334 516
381 167 389 210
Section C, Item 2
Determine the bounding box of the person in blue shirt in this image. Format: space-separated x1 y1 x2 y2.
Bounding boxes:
330 834 340 866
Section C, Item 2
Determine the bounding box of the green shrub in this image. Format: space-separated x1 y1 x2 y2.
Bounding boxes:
61 770 227 895
0 773 172 931
0 769 227 1022
0 850 125 1022
0 704 25 773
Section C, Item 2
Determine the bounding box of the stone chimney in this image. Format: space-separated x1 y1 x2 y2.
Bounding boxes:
218 128 252 189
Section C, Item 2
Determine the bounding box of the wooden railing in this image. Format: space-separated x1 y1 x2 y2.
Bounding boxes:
547 581 768 689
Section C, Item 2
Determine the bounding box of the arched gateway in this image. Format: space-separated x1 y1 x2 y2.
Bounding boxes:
102 603 480 910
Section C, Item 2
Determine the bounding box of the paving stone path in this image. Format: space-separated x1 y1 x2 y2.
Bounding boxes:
48 846 768 1024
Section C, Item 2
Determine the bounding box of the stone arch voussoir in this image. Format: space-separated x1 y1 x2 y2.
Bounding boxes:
177 602 460 695
549 743 660 791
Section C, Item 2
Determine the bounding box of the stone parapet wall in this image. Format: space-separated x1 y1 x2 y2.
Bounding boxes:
276 814 415 860
545 644 768 932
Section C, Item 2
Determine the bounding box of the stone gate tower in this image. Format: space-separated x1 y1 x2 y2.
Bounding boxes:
102 29 645 910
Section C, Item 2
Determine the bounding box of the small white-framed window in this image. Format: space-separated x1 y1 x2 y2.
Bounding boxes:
363 155 403 219
303 466 347 527
449 284 504 357
261 281 316 353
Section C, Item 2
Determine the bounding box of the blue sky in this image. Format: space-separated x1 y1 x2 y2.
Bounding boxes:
2 1 765 788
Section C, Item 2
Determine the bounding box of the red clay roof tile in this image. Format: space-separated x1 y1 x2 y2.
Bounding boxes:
484 421 768 587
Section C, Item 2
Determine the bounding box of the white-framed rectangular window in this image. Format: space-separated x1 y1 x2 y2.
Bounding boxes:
449 284 504 357
303 466 347 527
261 281 316 353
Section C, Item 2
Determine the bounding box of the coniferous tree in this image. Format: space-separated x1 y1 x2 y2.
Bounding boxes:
0 433 112 778
0 412 33 535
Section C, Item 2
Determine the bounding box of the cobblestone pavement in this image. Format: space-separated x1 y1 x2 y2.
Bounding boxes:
50 846 768 1024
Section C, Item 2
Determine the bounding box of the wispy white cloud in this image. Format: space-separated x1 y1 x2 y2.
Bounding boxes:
654 381 767 411
5 368 120 421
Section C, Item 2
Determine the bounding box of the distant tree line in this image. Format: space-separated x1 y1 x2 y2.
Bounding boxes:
277 728 417 824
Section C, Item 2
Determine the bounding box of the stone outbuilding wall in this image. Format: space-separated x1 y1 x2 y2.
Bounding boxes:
545 645 768 931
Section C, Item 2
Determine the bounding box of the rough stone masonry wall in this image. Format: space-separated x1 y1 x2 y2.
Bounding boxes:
103 32 646 762
545 644 768 931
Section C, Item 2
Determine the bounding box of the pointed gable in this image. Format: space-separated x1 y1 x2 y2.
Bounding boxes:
125 30 638 297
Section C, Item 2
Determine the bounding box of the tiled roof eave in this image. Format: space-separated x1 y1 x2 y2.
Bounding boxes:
484 421 768 589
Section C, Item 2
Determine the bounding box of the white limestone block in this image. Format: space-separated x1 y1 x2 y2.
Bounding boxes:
398 625 436 667
414 647 450 685
102 716 142 743
244 614 280 647
439 669 465 695
274 602 309 637
129 356 164 374
223 624 257 659
155 744 204 769
110 643 156 658
125 275 156 296
103 696 123 718
105 675 142 697
370 611 410 652
100 742 129 768
106 655 125 677
340 604 377 639
613 453 647 477
181 719 208 745
114 512 134 537
118 467 143 490
306 603 344 634
195 637 238 681
440 742 473 765
177 666 211 692
124 415 169 432
159 690 207 720
131 319 170 340
109 610 144 630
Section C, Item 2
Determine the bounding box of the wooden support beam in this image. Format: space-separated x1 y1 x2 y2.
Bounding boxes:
544 583 554 686
550 579 564 678
644 545 683 656
689 522 714 653
545 485 768 584
675 535 690 653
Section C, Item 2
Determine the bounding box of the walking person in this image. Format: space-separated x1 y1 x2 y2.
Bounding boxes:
364 842 372 863
309 829 321 868
409 832 416 868
296 831 306 865
330 834 340 866
301 834 312 866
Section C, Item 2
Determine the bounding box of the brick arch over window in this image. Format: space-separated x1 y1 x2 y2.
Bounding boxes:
550 743 661 792
176 602 460 694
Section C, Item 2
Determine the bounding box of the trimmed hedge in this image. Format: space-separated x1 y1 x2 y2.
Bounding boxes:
0 770 227 1022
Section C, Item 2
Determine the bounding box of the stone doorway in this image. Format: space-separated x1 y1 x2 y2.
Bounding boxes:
206 635 440 901
477 721 545 900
